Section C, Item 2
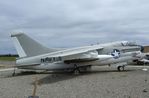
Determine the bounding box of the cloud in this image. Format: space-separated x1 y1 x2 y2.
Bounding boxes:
0 0 149 54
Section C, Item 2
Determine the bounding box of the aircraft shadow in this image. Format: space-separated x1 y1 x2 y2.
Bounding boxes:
35 69 134 85
4 69 134 83
36 73 77 85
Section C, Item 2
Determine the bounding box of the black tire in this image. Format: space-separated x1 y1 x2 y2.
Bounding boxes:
73 68 80 75
117 66 124 71
73 64 80 75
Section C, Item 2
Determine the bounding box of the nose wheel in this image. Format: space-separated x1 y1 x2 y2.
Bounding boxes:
117 66 125 71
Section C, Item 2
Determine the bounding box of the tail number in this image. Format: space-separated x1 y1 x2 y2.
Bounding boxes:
41 57 62 63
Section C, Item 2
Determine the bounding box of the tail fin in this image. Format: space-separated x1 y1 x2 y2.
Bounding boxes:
11 32 57 57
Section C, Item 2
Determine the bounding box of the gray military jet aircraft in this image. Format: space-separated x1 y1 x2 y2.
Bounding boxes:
11 33 142 74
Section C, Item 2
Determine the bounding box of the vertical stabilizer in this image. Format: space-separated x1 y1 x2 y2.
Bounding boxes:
11 33 56 57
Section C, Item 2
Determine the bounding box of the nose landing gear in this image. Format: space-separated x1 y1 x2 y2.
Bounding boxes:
117 65 125 71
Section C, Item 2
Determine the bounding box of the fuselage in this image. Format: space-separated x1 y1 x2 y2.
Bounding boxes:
16 41 142 70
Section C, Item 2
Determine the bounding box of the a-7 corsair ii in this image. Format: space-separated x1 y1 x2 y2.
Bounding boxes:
11 33 143 74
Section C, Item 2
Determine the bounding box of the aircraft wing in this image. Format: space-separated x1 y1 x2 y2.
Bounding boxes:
44 46 114 64
50 45 103 57
44 46 105 63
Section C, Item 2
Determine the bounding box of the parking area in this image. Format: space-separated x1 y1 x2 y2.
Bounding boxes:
0 65 149 98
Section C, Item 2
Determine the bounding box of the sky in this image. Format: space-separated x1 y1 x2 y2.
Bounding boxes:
0 0 149 54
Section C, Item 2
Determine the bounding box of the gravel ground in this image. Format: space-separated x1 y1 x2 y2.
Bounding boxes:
0 66 149 98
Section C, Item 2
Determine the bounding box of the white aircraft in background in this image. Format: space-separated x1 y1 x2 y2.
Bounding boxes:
132 52 149 65
11 32 143 75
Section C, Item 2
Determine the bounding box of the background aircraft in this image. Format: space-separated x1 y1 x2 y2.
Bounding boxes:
11 33 143 74
131 53 149 65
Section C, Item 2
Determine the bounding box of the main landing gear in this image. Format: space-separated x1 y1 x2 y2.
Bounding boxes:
73 64 80 75
73 64 92 75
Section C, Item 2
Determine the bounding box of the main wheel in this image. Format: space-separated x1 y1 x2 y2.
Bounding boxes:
73 68 80 75
73 64 80 75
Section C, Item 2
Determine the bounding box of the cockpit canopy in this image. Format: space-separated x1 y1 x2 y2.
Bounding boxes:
121 41 138 46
